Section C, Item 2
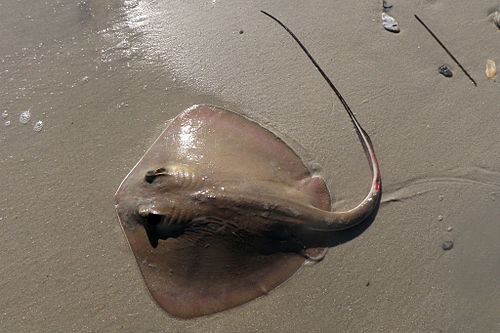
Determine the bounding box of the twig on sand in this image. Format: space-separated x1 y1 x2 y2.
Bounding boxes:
414 14 477 87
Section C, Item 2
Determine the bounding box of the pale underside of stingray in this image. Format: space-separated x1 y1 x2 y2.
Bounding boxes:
114 12 381 318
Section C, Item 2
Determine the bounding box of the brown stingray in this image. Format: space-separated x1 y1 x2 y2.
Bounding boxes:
114 11 381 318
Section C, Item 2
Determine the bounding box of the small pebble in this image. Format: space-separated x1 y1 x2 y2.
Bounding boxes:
442 240 453 250
33 120 43 132
382 13 400 33
437 215 443 221
382 0 393 11
485 59 496 79
239 30 244 34
4 121 11 127
439 195 444 201
447 226 453 232
19 110 31 124
438 65 453 78
1 110 7 118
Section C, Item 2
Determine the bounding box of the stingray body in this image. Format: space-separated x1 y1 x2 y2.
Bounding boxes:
114 11 381 318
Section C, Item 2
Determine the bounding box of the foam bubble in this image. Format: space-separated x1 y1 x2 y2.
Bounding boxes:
33 120 43 132
19 110 31 124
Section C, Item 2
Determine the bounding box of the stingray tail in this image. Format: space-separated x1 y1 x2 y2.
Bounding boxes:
261 10 381 231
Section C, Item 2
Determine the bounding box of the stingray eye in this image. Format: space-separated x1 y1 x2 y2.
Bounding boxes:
145 164 197 190
145 167 168 183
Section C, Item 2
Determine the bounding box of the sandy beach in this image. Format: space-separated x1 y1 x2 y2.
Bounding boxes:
1 0 499 331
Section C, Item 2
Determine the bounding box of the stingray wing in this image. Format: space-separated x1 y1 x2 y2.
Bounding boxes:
128 104 311 187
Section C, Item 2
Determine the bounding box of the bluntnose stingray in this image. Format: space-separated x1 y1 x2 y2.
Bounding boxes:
114 11 381 318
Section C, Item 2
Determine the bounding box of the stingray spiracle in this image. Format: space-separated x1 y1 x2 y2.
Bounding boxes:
137 203 191 226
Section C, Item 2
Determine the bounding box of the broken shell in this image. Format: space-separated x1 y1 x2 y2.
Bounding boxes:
493 11 500 29
438 65 453 78
382 13 400 33
485 59 496 79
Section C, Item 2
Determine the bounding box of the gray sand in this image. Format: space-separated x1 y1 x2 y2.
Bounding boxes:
1 0 499 332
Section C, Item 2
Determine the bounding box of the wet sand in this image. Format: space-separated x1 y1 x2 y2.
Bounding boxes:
1 0 499 332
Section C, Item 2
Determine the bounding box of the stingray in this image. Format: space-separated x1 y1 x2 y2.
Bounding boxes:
114 11 381 318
